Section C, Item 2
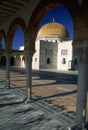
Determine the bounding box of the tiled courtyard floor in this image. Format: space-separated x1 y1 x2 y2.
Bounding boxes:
0 67 88 129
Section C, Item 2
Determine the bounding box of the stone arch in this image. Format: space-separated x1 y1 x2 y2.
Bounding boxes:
6 17 27 52
0 29 6 49
28 0 80 50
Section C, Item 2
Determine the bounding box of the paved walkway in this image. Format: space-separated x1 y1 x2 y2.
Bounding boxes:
0 80 76 130
0 68 88 130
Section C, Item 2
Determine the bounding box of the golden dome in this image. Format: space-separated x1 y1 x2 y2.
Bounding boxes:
38 22 69 37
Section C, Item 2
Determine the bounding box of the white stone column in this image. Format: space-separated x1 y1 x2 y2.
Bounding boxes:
20 55 23 68
5 53 11 89
25 50 34 102
76 46 88 129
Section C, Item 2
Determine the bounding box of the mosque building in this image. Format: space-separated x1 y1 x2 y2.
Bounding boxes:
0 2 87 129
19 20 78 71
0 20 78 71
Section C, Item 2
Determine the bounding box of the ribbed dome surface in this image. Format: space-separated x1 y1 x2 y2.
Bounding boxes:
38 22 69 37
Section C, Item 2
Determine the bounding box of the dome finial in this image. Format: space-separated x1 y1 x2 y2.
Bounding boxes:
53 18 55 23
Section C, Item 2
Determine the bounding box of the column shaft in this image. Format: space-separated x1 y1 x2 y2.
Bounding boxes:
6 53 10 88
25 50 34 102
76 48 88 129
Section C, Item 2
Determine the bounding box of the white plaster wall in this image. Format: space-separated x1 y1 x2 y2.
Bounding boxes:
32 39 40 69
39 40 58 69
22 60 25 68
57 40 72 70
19 46 24 50
16 39 73 71
20 55 26 68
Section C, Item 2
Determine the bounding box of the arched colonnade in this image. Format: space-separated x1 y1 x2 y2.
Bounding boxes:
0 0 88 129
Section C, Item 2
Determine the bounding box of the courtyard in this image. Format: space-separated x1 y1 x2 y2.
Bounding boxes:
0 67 88 129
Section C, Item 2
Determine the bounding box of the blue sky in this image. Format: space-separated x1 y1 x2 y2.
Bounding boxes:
1 6 73 50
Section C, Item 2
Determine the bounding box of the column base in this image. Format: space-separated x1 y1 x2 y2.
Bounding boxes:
25 99 31 103
4 86 11 90
23 97 31 103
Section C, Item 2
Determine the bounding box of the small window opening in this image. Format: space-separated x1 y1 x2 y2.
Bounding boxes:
47 58 51 64
62 58 66 64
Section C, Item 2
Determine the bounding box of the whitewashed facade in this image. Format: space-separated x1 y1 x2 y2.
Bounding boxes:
19 21 77 71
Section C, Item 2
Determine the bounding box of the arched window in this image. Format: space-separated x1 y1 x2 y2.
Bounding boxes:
62 58 66 64
47 58 51 64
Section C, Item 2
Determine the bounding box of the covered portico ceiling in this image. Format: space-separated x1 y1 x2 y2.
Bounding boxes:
0 0 29 27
